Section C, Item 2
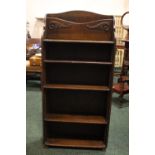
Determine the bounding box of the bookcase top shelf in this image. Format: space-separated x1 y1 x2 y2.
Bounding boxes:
44 60 113 65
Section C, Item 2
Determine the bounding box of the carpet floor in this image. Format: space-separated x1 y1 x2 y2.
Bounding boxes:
26 81 129 155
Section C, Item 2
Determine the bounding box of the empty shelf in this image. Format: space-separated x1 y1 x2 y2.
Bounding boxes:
45 138 106 149
44 60 112 65
45 113 107 124
43 84 110 91
43 39 114 44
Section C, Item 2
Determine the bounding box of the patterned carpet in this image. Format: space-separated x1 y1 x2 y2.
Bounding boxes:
26 81 129 155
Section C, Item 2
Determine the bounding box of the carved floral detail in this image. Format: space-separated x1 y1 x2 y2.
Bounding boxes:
86 22 111 32
48 21 71 30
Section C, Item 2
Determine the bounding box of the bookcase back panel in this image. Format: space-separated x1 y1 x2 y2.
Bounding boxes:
46 89 108 115
44 42 113 62
45 122 105 140
45 63 111 85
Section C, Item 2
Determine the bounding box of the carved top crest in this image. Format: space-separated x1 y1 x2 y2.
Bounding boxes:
46 11 113 23
46 17 112 32
48 20 71 30
86 21 111 32
44 11 114 41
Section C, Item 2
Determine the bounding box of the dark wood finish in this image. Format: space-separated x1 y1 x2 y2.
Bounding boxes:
45 89 109 116
45 114 107 124
44 60 112 65
45 138 106 149
43 41 114 62
43 39 114 44
44 10 114 41
45 63 111 86
43 84 110 91
42 11 115 149
45 122 106 139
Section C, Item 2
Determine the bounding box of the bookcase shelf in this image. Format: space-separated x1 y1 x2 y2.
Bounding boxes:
43 39 114 44
42 11 115 149
45 138 106 149
44 60 113 65
43 84 110 91
44 113 107 124
43 42 114 62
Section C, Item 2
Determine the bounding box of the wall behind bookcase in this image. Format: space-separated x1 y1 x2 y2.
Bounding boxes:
27 0 128 38
114 16 127 68
26 0 128 67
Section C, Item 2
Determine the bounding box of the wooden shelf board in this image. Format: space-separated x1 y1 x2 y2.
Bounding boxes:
44 60 112 65
43 84 110 91
45 138 106 149
45 113 107 124
43 39 114 44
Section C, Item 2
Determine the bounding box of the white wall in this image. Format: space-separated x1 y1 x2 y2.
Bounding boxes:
27 0 129 38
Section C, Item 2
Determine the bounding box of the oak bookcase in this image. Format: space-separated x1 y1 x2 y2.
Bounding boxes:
42 11 115 149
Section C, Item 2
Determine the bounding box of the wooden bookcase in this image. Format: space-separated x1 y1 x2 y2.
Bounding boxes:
42 11 115 149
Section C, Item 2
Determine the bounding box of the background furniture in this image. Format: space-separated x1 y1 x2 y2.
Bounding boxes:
26 38 42 81
42 11 115 149
113 40 129 103
113 12 129 103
